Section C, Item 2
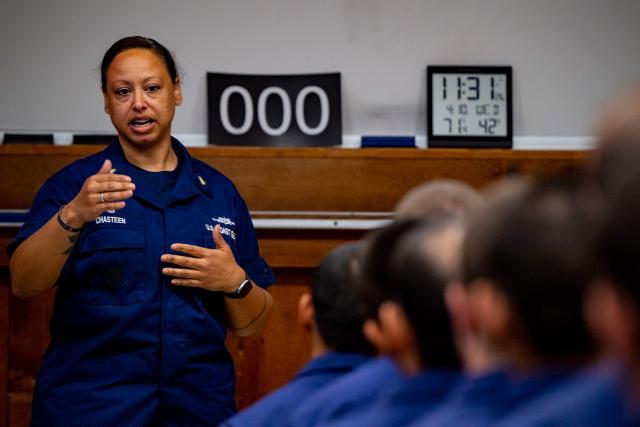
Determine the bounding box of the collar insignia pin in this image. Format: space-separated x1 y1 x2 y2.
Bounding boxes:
197 175 207 186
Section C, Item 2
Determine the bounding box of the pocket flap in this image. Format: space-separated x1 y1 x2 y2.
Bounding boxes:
79 228 146 252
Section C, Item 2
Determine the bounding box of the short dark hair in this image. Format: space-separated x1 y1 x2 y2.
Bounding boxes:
100 36 179 91
599 171 640 311
358 219 424 320
464 177 602 361
390 219 464 369
312 242 375 355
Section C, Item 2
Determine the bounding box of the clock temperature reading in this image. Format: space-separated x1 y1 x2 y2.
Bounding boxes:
432 73 508 137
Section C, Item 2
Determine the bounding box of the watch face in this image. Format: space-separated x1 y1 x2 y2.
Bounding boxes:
237 279 252 297
225 279 252 299
427 66 512 148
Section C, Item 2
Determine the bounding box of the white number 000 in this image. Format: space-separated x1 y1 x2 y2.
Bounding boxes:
219 85 330 136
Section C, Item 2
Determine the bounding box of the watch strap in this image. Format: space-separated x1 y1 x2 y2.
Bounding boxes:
224 272 252 299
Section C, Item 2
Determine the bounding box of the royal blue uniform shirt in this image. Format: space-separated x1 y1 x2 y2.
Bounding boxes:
410 367 577 427
285 356 402 427
321 369 460 427
8 138 275 427
495 362 634 427
222 352 371 427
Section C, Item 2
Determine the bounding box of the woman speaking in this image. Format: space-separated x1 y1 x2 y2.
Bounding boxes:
8 36 275 426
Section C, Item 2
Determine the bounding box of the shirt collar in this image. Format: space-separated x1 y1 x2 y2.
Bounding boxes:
295 352 371 381
102 137 213 208
386 369 460 404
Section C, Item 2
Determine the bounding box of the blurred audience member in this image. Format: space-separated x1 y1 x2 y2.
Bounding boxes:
394 179 483 222
595 84 640 199
413 176 603 426
321 218 465 426
287 180 483 426
222 243 374 427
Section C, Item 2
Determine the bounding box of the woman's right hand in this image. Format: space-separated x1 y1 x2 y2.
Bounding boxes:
62 159 135 228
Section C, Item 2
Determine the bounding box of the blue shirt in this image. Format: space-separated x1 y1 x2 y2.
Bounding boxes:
410 368 577 427
130 162 181 206
286 356 402 427
222 352 371 427
323 369 460 427
9 138 275 427
495 362 633 427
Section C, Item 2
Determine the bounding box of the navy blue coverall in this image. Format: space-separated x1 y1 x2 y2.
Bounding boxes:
8 138 275 426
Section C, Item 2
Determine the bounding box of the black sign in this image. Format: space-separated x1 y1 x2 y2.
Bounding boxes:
207 73 342 147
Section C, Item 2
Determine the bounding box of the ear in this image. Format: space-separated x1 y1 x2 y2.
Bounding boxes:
363 318 385 352
467 278 513 348
446 280 496 373
297 293 314 331
383 301 415 351
445 281 472 336
584 278 636 360
173 78 183 106
377 301 415 355
103 92 110 115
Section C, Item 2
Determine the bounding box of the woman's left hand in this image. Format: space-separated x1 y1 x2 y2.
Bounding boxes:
161 224 245 293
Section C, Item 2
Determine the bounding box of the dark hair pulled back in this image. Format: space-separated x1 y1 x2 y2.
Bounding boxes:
100 36 178 91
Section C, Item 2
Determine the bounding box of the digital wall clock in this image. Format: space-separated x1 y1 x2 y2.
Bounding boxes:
427 66 512 148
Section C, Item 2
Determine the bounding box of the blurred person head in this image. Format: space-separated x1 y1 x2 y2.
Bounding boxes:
394 179 484 223
359 180 484 354
371 218 464 374
587 171 640 377
298 242 375 358
457 176 602 372
595 84 640 199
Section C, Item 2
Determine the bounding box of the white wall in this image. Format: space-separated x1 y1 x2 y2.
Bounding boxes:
1 0 639 140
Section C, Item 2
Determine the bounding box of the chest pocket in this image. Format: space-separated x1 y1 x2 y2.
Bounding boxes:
69 227 146 305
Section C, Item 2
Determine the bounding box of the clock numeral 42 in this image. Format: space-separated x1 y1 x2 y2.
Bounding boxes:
478 118 499 135
443 117 500 135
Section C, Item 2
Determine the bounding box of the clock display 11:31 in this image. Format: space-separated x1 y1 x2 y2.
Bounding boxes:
441 76 503 101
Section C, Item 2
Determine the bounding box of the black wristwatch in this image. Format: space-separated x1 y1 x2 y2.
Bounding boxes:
224 272 253 299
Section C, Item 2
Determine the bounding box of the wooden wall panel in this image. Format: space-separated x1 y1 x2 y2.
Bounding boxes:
8 290 54 395
0 272 8 427
227 269 314 409
197 148 592 212
0 145 102 210
0 145 593 211
7 392 32 427
6 289 54 427
258 229 365 268
7 393 30 427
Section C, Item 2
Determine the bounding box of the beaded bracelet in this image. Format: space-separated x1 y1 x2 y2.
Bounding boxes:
57 205 83 233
